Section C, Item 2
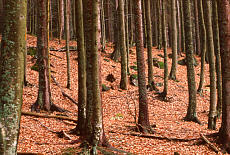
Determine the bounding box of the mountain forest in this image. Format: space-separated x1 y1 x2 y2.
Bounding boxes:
0 0 230 154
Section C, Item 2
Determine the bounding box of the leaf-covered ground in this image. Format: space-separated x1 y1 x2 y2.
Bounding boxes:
18 35 222 154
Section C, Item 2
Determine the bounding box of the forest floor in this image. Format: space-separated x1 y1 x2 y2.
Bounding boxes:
17 35 222 154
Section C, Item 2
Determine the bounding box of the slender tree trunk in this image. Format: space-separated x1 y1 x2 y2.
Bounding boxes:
59 0 64 43
212 0 222 118
203 0 217 130
125 0 130 74
197 0 207 94
157 0 162 50
193 0 201 55
134 0 151 133
100 0 106 52
0 0 26 153
218 0 230 152
145 0 156 90
118 0 128 90
169 0 178 80
75 0 86 136
65 0 71 89
180 0 185 53
161 0 168 98
83 0 109 148
183 0 200 124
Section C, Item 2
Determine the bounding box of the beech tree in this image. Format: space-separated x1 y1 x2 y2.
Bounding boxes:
83 0 109 149
0 0 26 153
183 0 200 124
218 0 230 152
31 0 64 112
134 0 151 133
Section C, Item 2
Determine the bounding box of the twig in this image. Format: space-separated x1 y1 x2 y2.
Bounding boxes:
200 133 219 153
21 111 77 123
50 53 63 59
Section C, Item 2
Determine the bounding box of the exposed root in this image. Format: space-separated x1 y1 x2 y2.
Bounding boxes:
183 116 202 125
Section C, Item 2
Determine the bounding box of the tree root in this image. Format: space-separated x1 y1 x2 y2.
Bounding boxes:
183 115 202 125
31 101 68 113
109 131 199 142
22 111 77 123
200 133 219 153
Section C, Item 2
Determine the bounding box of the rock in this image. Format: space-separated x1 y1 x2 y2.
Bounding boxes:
106 74 116 83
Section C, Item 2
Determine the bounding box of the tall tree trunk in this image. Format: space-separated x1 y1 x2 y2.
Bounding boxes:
197 0 207 94
218 0 230 152
169 0 178 80
83 0 109 148
204 0 217 130
125 0 130 74
145 0 156 91
212 0 222 118
134 0 151 133
59 0 64 42
157 0 162 49
100 0 106 52
161 0 168 98
65 0 71 89
180 0 185 53
118 0 128 90
0 0 26 153
183 0 200 124
74 0 86 136
193 0 201 55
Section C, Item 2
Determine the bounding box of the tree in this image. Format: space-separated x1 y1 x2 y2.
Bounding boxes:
203 0 217 130
145 0 156 91
118 0 128 90
65 0 71 89
193 0 201 55
169 0 177 80
83 0 109 150
183 0 200 124
212 0 222 118
157 0 162 49
31 0 64 112
74 0 86 136
217 0 230 152
134 0 151 133
161 0 168 98
0 0 26 153
197 0 207 94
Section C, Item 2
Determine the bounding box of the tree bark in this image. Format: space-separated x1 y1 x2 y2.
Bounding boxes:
134 0 151 133
204 0 217 130
118 0 128 90
169 0 178 80
0 0 26 153
217 0 230 152
183 0 200 124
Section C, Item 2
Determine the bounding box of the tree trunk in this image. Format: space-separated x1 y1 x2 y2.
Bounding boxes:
204 0 217 130
193 0 201 55
217 0 230 152
197 0 207 94
212 0 222 118
161 0 168 98
183 0 200 124
65 0 71 89
157 0 162 49
75 0 86 136
134 0 151 133
169 0 178 80
118 0 128 90
145 0 156 90
83 0 109 148
59 0 64 42
0 0 26 153
180 0 185 53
